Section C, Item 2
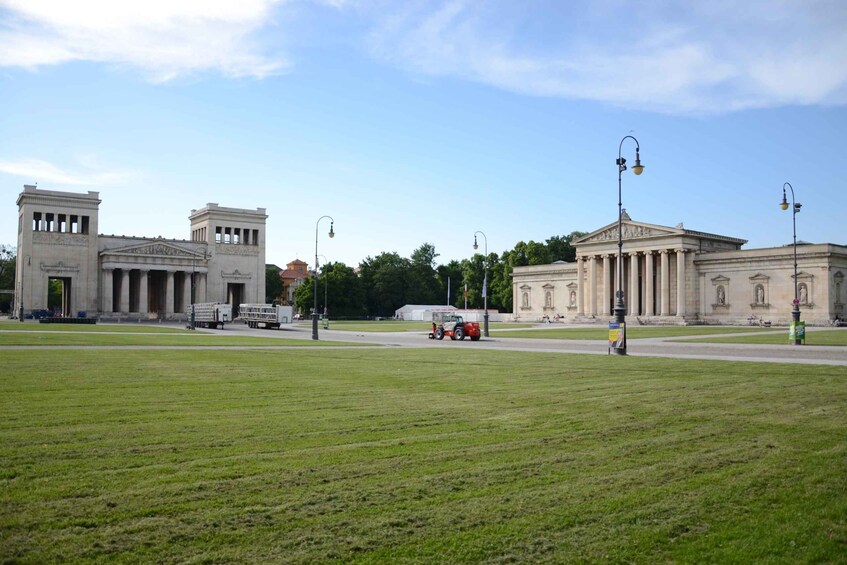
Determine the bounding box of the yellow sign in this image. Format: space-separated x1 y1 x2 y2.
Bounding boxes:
609 322 625 349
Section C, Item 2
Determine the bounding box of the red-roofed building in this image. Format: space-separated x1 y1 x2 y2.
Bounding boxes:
279 259 309 306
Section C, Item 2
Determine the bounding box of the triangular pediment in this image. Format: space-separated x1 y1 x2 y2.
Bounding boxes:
101 239 204 260
749 273 770 282
576 220 683 244
711 275 730 284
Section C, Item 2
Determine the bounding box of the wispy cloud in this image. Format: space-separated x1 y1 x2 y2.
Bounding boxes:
0 158 133 186
2 0 845 113
365 0 847 114
0 0 291 80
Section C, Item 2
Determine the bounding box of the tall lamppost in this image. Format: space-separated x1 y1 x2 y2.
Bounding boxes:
612 136 644 355
313 216 334 340
189 249 205 330
18 255 30 322
473 231 489 337
780 182 802 344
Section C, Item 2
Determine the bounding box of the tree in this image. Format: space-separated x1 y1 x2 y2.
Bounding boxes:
359 252 410 317
546 231 587 263
0 245 16 313
436 260 464 307
265 267 284 304
323 262 364 318
407 243 441 305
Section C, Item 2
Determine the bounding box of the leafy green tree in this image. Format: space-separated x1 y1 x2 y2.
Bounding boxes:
0 245 16 313
47 279 62 312
293 272 316 317
436 260 464 307
322 262 364 318
359 252 411 317
487 253 513 312
546 231 588 262
265 266 284 304
463 254 487 309
508 240 551 267
407 243 441 305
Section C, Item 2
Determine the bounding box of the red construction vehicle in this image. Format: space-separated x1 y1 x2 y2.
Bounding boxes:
429 313 481 341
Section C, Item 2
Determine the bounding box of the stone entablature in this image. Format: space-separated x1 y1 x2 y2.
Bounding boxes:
32 232 90 246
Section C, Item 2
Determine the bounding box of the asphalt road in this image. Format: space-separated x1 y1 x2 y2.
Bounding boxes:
3 320 846 366
228 323 847 367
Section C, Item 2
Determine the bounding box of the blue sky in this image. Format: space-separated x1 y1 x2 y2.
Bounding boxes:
1 0 845 269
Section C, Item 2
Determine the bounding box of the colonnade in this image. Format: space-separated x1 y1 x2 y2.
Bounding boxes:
574 249 688 317
102 267 207 317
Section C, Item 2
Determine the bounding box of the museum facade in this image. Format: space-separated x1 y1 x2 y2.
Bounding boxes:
13 185 267 320
512 216 847 326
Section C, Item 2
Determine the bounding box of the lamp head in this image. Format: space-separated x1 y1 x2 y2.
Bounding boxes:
328 221 335 238
780 189 789 210
631 148 644 175
473 235 478 250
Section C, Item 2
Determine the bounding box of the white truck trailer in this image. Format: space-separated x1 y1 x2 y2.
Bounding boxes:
239 304 294 329
189 303 232 329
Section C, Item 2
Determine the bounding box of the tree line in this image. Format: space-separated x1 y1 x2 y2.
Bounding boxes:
277 231 586 318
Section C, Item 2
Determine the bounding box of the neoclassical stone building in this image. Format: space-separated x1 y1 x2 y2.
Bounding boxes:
513 216 847 325
14 185 267 320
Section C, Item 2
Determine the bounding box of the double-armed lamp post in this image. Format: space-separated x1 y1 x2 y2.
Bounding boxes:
473 231 489 337
780 182 803 345
612 136 644 355
313 216 334 340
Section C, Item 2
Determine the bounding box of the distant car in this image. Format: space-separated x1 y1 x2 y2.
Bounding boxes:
429 314 481 341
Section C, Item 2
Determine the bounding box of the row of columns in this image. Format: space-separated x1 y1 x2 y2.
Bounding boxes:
575 249 688 317
102 268 207 315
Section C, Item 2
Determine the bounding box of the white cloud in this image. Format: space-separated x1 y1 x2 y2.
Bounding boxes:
365 0 847 114
2 0 845 113
0 0 290 80
0 158 133 186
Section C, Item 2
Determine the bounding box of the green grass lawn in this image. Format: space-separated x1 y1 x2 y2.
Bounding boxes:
678 328 847 346
493 325 780 340
0 321 190 333
1 347 844 562
0 332 364 347
0 321 364 347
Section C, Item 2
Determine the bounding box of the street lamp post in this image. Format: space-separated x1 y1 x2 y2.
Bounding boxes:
190 256 196 330
473 231 489 337
613 136 644 355
18 255 30 322
313 216 334 340
780 182 803 344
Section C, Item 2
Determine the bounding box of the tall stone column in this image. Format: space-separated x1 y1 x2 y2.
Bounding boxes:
629 252 640 316
588 256 597 316
138 270 149 316
102 268 114 313
644 251 654 316
182 272 192 314
676 249 687 317
576 257 584 316
120 269 130 314
166 271 175 316
602 254 611 316
660 250 670 316
198 273 207 303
